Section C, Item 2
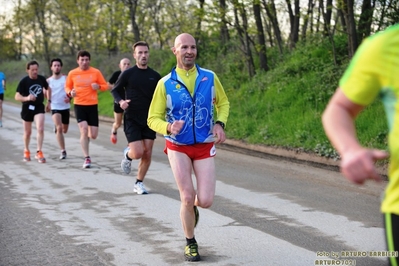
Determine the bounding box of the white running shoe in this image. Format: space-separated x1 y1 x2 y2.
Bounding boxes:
60 150 67 160
83 157 91 168
134 182 148 194
121 147 132 174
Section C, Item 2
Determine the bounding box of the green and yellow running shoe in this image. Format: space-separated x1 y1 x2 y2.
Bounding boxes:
184 243 201 262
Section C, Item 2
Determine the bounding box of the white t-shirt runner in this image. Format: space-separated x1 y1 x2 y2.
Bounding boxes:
47 75 70 111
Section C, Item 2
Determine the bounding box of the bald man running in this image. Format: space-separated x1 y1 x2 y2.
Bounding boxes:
108 58 131 144
148 33 230 262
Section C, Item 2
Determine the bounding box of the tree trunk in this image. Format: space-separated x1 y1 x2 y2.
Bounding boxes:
263 12 274 47
144 1 165 49
125 0 140 42
301 0 314 39
357 0 374 41
292 0 300 45
319 0 338 65
219 0 230 48
321 0 333 36
341 0 358 58
33 0 51 70
232 0 255 77
262 0 283 55
195 0 205 42
378 0 399 29
240 4 255 77
253 0 268 71
285 0 300 49
337 8 347 33
376 0 387 31
105 3 119 56
14 0 24 60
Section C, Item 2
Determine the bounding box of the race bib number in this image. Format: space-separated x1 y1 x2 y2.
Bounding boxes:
29 105 35 110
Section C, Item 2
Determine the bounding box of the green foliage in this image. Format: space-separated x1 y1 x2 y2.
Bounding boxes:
0 37 18 61
314 141 340 160
224 34 388 156
149 49 174 73
197 35 251 90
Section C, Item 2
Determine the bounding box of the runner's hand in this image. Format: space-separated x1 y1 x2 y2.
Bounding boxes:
91 83 100 90
119 99 131 110
340 148 389 184
213 124 226 144
169 120 184 135
45 102 51 112
27 94 36 101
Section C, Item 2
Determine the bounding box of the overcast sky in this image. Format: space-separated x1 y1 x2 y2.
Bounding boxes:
0 0 17 17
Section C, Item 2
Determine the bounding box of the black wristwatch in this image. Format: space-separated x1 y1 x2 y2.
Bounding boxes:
215 121 225 129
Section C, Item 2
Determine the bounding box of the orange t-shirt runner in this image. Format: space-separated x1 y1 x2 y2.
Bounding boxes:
65 67 108 105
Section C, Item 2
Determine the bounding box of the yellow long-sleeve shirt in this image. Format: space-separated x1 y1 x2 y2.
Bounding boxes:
148 65 230 136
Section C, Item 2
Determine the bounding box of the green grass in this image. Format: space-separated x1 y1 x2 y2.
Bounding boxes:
221 35 388 159
4 80 19 103
98 90 115 117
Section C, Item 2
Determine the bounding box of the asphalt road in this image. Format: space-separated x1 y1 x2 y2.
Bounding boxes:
0 102 390 266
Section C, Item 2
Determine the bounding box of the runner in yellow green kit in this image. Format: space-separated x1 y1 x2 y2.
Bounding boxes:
322 24 399 266
148 33 229 262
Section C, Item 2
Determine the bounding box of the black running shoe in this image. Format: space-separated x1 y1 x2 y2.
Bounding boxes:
194 206 199 227
184 243 200 262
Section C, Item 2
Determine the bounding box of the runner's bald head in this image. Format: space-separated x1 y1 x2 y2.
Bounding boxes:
119 58 131 72
174 33 196 49
120 58 130 65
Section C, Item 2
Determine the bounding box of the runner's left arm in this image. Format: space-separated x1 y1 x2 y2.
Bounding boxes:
97 70 109 91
